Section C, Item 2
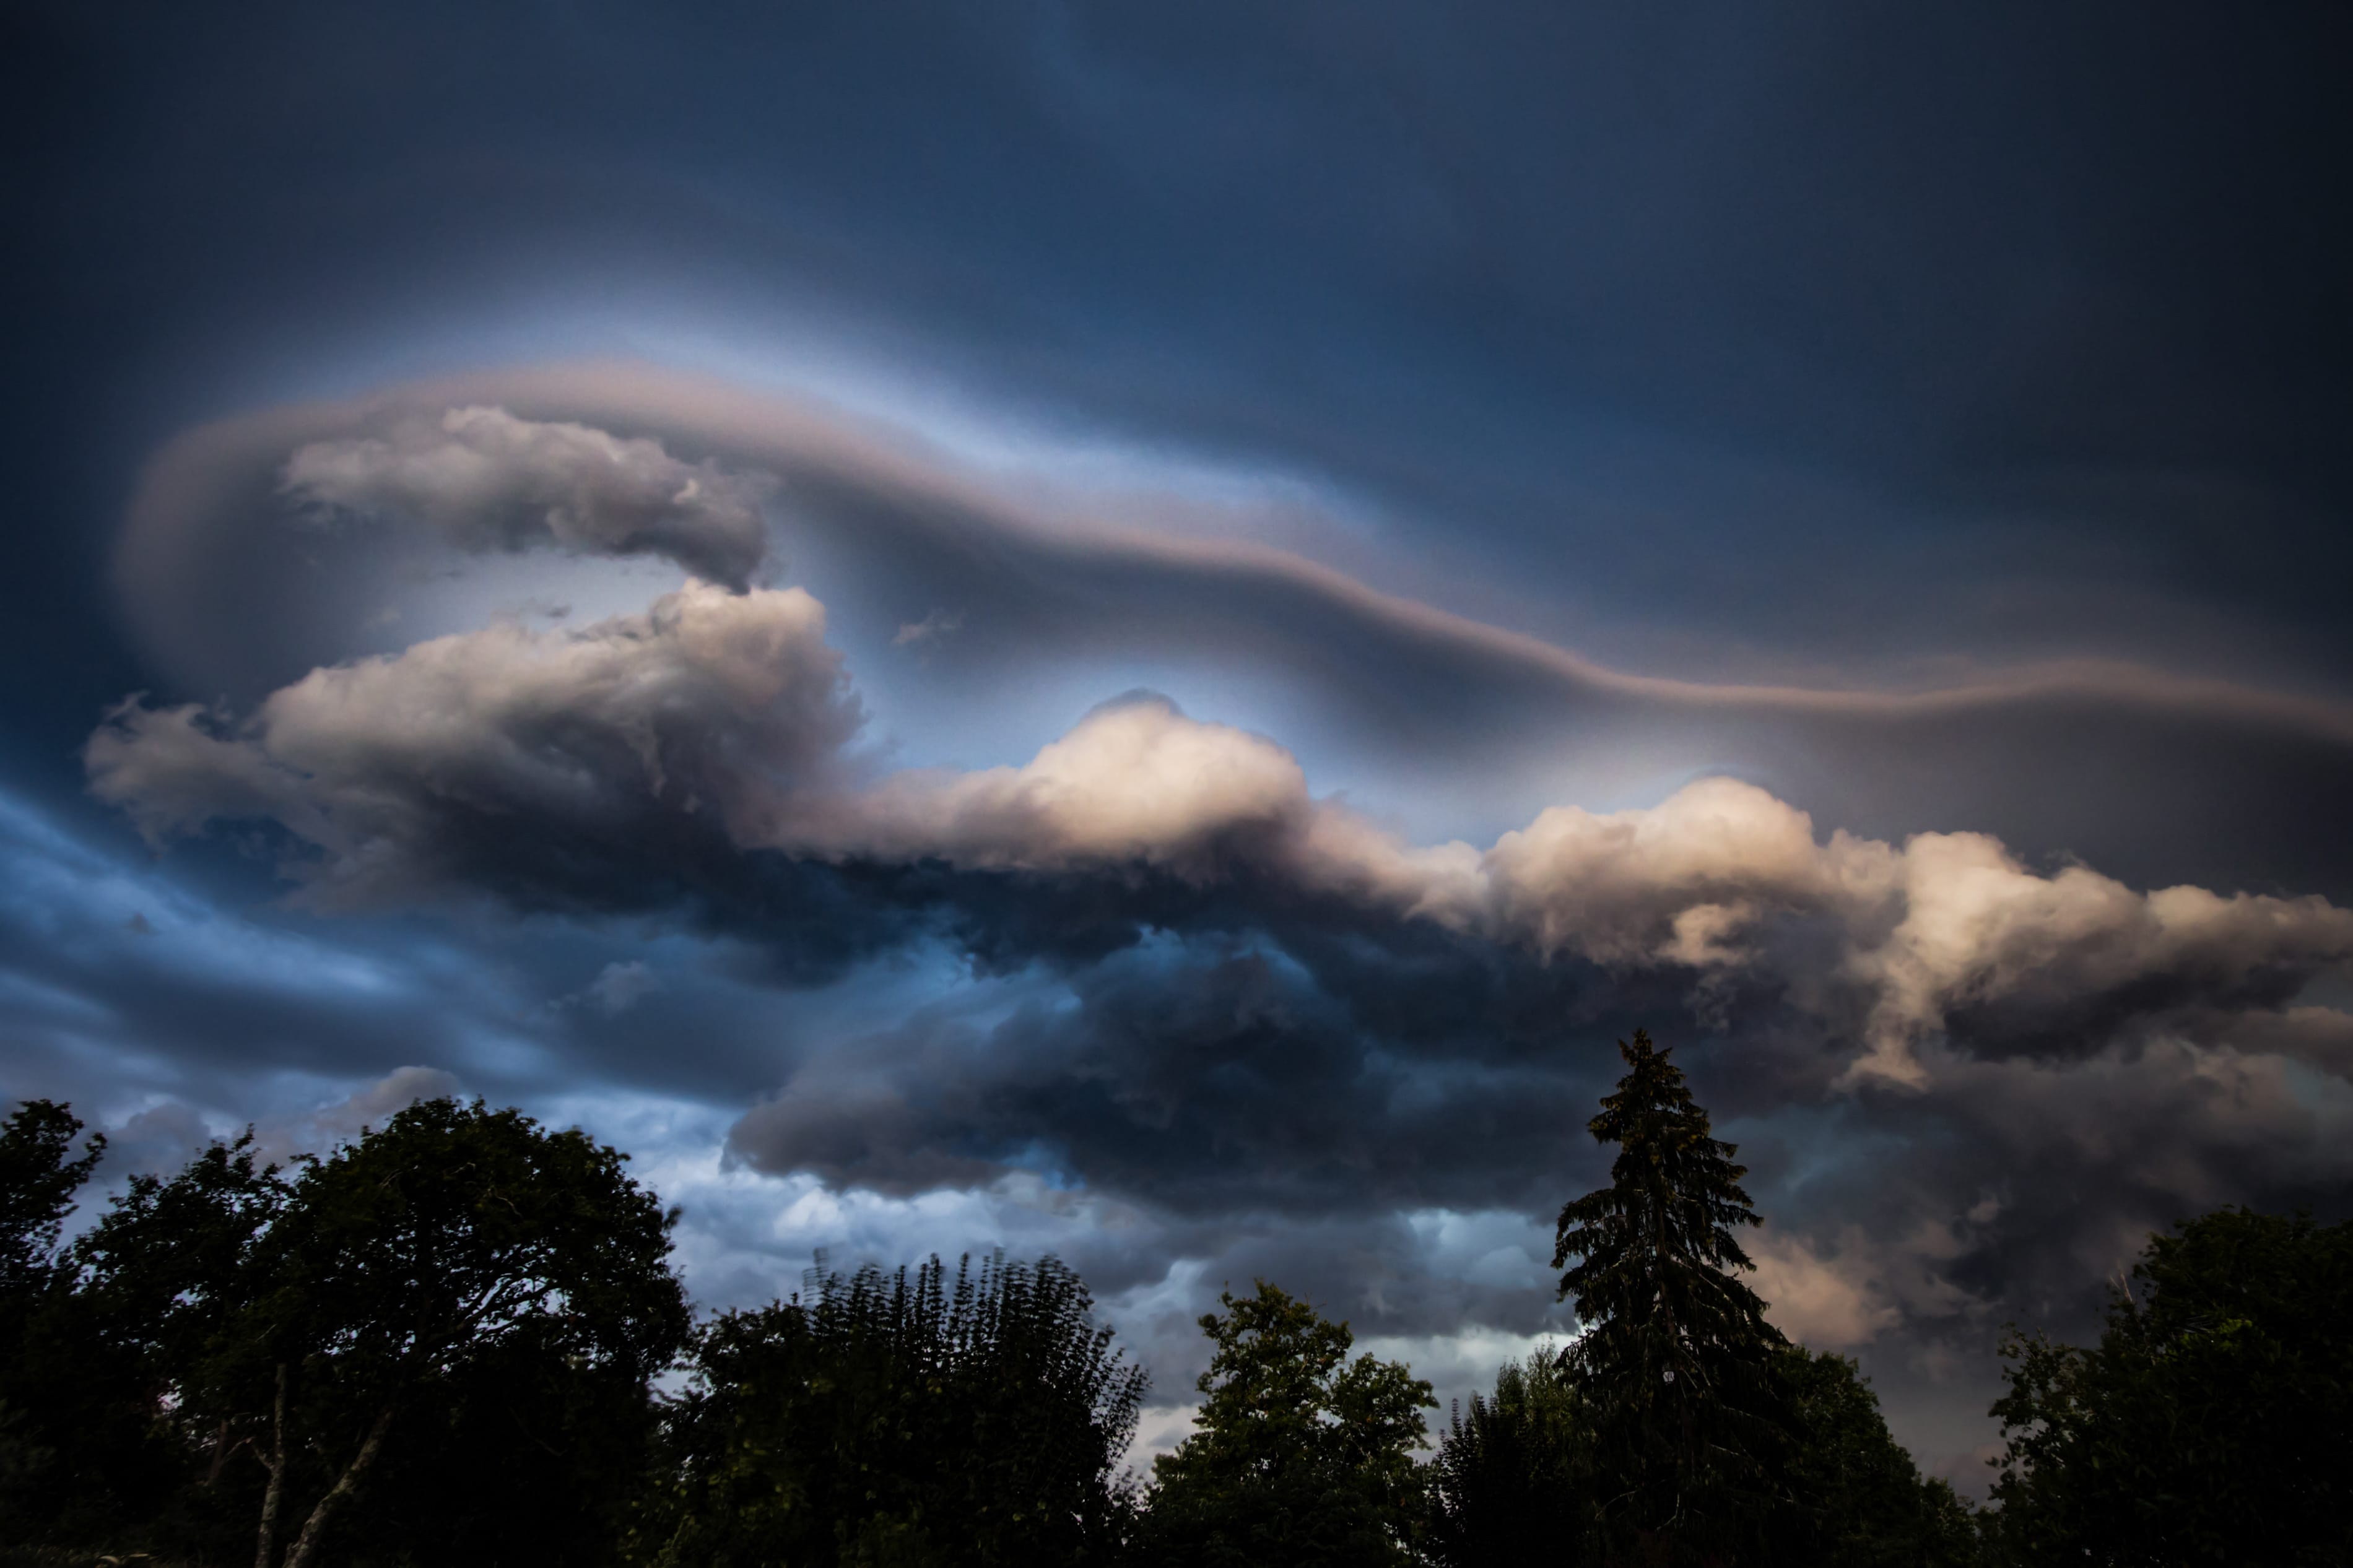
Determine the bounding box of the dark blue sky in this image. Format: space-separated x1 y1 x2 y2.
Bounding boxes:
6 0 2352 1483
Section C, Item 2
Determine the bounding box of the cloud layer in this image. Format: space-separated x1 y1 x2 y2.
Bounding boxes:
88 573 2353 1094
282 406 775 589
113 373 2353 914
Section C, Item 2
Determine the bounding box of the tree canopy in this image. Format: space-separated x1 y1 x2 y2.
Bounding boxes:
1427 1349 1592 1566
9 1097 689 1567
638 1252 1146 1568
1135 1280 1435 1567
1554 1029 1795 1563
1987 1206 2353 1566
7 1057 2345 1567
1778 1347 1980 1568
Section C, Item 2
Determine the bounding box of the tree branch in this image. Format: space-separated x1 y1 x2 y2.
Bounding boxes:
280 1401 396 1568
252 1362 286 1568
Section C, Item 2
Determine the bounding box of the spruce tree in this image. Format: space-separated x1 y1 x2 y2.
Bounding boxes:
1553 1029 1791 1565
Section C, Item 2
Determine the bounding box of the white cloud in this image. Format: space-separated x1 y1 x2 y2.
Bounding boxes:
892 609 963 649
87 581 859 903
798 694 1313 877
85 583 2353 1086
283 405 775 589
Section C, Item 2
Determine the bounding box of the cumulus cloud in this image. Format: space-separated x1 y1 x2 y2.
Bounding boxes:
114 365 2353 914
282 406 775 589
1749 1230 1903 1349
87 581 859 904
56 661 2353 1489
805 693 1320 876
69 568 2353 1484
85 584 2353 1090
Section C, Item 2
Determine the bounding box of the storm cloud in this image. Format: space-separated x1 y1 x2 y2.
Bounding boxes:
87 569 2353 1112
11 0 2353 1491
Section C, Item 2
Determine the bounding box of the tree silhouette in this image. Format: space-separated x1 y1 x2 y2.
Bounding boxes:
1136 1280 1435 1567
1553 1029 1792 1564
74 1098 689 1568
640 1252 1146 1568
1988 1206 2352 1566
1427 1350 1593 1566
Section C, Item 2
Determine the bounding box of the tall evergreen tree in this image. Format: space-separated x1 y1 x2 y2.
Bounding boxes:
1553 1029 1792 1565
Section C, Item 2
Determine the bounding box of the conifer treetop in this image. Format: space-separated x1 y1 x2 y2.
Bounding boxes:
1550 1029 1793 1561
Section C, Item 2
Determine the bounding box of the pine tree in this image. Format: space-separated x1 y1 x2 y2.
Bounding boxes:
1553 1029 1791 1565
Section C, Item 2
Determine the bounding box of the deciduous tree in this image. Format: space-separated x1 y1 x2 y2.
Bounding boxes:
1777 1347 1981 1567
1136 1280 1435 1567
1987 1206 2352 1566
76 1098 689 1568
1427 1350 1594 1567
638 1252 1145 1568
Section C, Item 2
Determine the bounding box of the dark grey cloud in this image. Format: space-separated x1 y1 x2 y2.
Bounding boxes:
85 566 2353 1091
77 554 2353 1456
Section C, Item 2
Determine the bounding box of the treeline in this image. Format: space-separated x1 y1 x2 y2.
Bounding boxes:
2 1032 2346 1566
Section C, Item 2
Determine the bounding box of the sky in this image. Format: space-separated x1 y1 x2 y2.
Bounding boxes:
7 0 2353 1490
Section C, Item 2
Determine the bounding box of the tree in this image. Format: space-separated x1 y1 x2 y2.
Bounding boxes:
637 1252 1145 1567
1553 1029 1793 1565
1427 1350 1594 1567
1134 1280 1435 1568
69 1128 295 1552
0 1101 102 1301
1986 1206 2352 1567
1777 1347 1981 1567
74 1097 691 1568
0 1099 139 1545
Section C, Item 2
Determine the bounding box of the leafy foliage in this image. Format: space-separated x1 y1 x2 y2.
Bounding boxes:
1986 1206 2353 1566
11 1064 2344 1567
638 1252 1145 1568
0 1103 101 1298
0 1101 157 1548
41 1098 690 1567
1554 1029 1795 1564
1777 1347 1981 1567
1427 1349 1593 1566
1134 1280 1435 1568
